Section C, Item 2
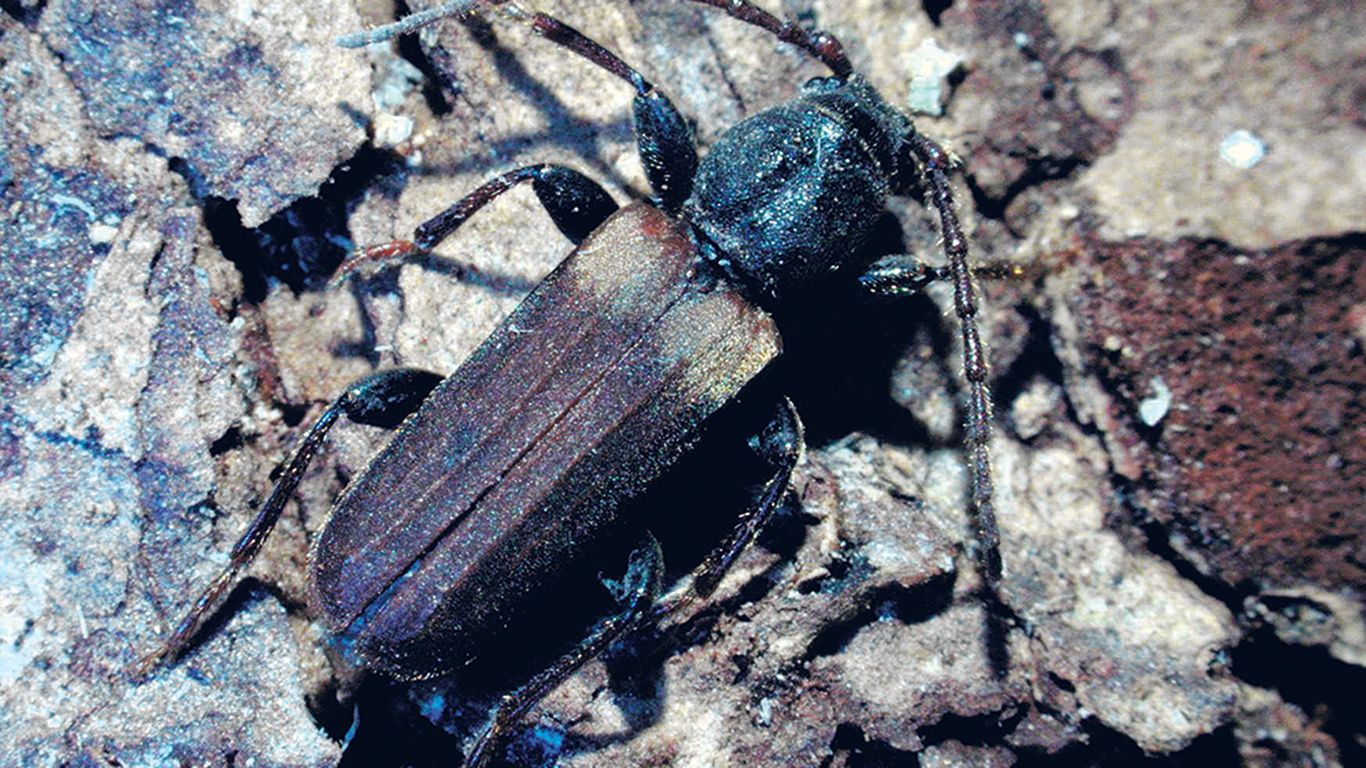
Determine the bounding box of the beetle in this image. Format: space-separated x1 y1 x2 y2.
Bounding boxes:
135 1 999 764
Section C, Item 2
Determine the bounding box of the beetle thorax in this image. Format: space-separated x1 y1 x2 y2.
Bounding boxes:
685 74 912 304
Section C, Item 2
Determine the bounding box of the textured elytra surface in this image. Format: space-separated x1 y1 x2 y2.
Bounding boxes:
2 0 1363 766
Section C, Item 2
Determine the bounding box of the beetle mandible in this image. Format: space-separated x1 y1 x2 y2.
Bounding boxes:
135 0 1000 764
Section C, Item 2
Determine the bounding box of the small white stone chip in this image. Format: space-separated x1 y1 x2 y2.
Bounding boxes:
1218 129 1266 169
1138 376 1172 427
374 112 415 147
89 222 119 244
906 39 964 116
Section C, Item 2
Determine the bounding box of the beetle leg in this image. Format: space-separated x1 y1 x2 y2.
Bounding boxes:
416 164 618 250
471 399 800 761
491 4 699 213
657 396 804 619
857 254 951 298
130 368 443 679
858 255 1024 304
466 534 665 768
344 4 702 211
334 164 618 284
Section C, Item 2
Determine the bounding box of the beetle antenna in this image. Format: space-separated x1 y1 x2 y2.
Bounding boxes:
904 131 1001 596
338 0 852 77
337 0 506 48
663 0 851 77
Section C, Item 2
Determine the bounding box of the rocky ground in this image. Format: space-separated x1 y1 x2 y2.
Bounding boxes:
1 1 1362 766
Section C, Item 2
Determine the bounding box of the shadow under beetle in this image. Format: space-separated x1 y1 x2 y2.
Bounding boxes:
136 1 1000 764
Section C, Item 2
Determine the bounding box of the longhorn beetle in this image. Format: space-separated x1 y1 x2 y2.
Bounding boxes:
135 1 1000 764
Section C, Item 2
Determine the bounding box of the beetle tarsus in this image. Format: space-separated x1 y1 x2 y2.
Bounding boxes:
330 239 421 288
